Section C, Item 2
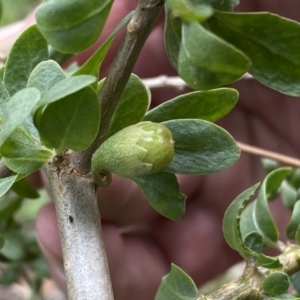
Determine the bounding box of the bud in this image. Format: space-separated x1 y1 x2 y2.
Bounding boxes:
92 122 174 185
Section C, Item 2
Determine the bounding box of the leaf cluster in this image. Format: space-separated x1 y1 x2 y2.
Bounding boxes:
0 3 242 223
156 166 300 299
0 181 49 297
1 0 300 298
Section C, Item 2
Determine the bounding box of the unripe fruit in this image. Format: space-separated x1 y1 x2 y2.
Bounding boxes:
92 122 175 185
35 0 113 54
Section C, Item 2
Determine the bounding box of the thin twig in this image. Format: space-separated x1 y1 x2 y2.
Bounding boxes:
141 73 253 90
237 141 300 168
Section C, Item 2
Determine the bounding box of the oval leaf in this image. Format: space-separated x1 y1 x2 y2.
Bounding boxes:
4 151 52 175
1 126 53 174
207 12 300 96
0 175 18 198
0 80 10 115
0 195 22 220
36 75 97 109
256 254 282 269
290 169 300 189
262 272 290 297
282 181 298 211
0 88 40 147
240 201 257 245
254 168 291 245
144 88 238 123
0 233 26 261
27 60 66 97
0 236 4 250
4 25 48 96
132 172 186 221
162 119 240 175
104 74 151 138
155 264 199 300
178 22 250 90
222 183 260 258
290 271 300 297
1 126 47 158
261 158 279 175
243 231 263 254
286 200 300 240
12 178 39 199
164 5 182 70
36 0 113 54
37 86 100 151
296 225 300 245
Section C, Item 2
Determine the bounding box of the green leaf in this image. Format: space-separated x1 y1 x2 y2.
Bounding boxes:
207 12 300 96
4 152 51 175
27 60 66 97
0 66 4 80
281 181 298 210
36 75 97 109
240 201 257 245
0 232 26 261
0 80 10 114
1 125 45 158
254 168 291 245
132 172 186 221
27 60 66 141
243 231 263 254
166 0 213 22
178 22 250 90
12 178 39 199
290 169 300 189
37 86 100 151
0 195 22 219
290 271 300 296
262 272 290 297
199 0 239 11
271 294 300 299
4 25 48 96
0 175 18 198
155 264 199 300
1 122 53 174
36 0 113 54
296 225 300 245
0 88 40 147
222 183 260 258
74 11 134 81
104 74 151 138
286 201 300 239
144 88 238 123
0 264 21 285
256 254 282 269
162 119 240 175
164 5 182 70
261 158 279 175
0 236 4 250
